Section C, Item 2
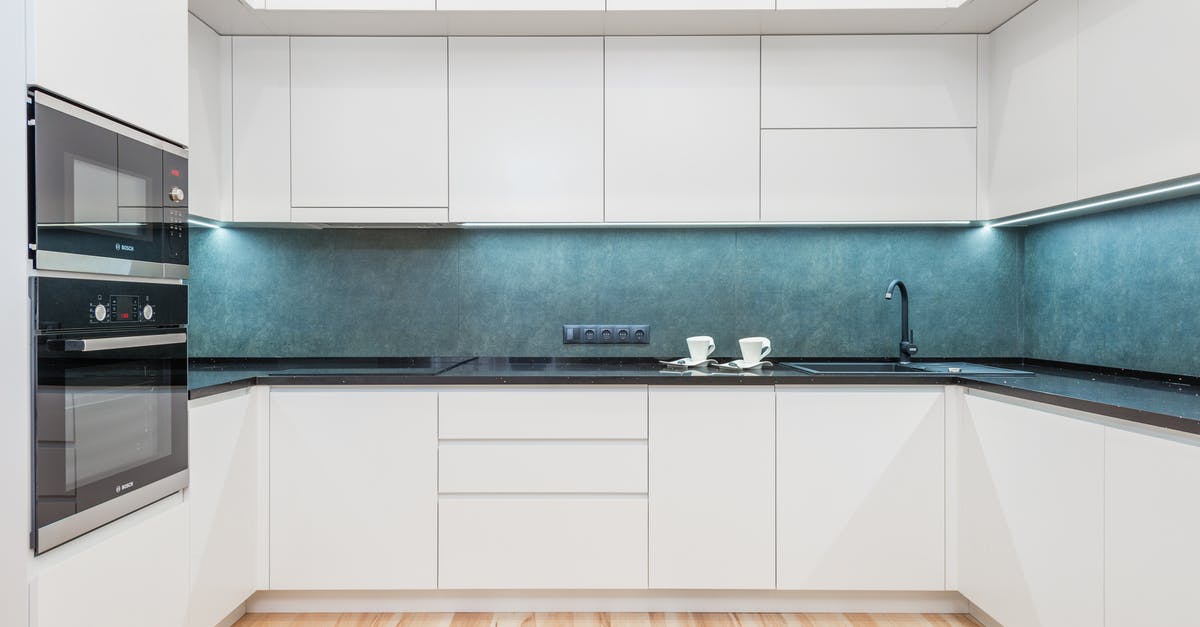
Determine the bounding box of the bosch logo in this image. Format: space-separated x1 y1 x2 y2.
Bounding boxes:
115 243 135 252
115 481 134 494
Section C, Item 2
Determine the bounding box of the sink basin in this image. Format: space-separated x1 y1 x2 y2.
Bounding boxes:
781 361 1034 376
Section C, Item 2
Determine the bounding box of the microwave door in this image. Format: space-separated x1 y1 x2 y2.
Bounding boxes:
33 103 120 226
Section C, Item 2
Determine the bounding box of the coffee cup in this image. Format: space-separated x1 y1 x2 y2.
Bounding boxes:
738 336 771 363
686 336 715 362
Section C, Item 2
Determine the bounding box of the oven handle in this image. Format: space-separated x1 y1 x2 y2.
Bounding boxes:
56 332 187 352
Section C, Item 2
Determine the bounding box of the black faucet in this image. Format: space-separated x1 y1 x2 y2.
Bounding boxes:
885 279 918 364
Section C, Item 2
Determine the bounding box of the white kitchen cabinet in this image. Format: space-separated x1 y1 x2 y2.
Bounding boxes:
439 386 648 439
439 442 647 493
291 37 448 222
439 496 648 589
607 0 773 8
449 37 603 223
188 16 233 223
648 387 775 589
761 128 977 222
762 35 977 129
267 0 433 8
1105 426 1200 626
231 37 291 222
439 0 603 8
27 0 188 144
777 387 945 591
187 389 260 627
605 37 760 222
958 393 1104 627
1077 0 1200 198
269 388 437 590
985 0 1078 219
31 495 188 627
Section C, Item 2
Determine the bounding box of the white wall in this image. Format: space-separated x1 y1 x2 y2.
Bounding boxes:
1 0 30 624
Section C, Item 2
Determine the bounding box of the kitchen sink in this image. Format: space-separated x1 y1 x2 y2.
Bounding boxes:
781 362 1033 376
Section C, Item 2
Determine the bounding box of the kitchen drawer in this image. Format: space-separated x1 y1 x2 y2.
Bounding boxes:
438 496 648 589
439 442 647 494
438 386 647 440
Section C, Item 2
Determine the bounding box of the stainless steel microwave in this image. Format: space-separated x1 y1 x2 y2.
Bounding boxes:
27 90 189 279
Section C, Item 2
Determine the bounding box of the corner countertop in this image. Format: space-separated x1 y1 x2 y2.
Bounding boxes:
187 357 1200 436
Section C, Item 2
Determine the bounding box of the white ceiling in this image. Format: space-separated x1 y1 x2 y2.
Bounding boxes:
190 0 1037 36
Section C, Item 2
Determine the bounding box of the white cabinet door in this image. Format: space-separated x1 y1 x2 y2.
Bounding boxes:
188 16 233 222
958 393 1104 627
607 0 773 8
28 0 188 143
648 387 775 589
187 390 259 627
762 35 977 129
777 387 945 591
1105 426 1200 627
231 37 291 223
762 128 977 222
449 37 603 223
32 495 188 627
267 0 432 8
269 388 437 589
1078 0 1200 197
605 37 760 222
439 0 603 8
291 37 448 222
985 0 1078 219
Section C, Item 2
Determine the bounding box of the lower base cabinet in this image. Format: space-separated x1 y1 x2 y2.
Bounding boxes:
269 388 438 590
958 393 1104 627
31 495 189 627
777 387 946 591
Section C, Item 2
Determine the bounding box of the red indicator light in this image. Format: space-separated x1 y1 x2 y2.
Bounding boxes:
170 169 180 177
120 313 130 319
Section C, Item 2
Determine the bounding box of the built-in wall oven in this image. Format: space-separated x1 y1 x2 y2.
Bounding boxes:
32 277 188 554
28 89 188 280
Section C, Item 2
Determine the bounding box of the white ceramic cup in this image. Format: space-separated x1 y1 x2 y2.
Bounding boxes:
738 337 772 363
686 336 716 362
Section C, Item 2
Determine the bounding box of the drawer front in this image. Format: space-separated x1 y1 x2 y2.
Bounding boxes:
439 386 648 440
439 442 648 494
438 497 648 589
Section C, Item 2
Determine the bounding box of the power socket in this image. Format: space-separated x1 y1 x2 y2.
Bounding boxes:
563 324 650 345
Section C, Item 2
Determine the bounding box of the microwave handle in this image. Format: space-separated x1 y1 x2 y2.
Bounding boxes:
55 332 187 352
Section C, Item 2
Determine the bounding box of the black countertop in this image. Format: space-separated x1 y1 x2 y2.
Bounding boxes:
187 357 1200 436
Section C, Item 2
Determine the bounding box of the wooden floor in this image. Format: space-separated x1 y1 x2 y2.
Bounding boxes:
234 613 981 627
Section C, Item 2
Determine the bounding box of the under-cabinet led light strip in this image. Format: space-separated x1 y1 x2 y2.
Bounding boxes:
458 220 974 228
187 216 224 229
987 179 1200 228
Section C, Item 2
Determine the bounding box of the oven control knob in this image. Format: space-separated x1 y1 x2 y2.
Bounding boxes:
142 304 154 321
168 186 185 203
93 304 107 322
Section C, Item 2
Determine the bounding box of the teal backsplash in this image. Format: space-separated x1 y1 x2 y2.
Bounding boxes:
189 226 1025 359
1023 196 1200 377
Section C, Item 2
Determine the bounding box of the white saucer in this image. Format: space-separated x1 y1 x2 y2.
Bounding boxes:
659 357 717 369
715 359 773 371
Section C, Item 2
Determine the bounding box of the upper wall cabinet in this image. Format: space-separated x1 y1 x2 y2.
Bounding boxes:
188 16 233 222
1077 0 1200 198
291 37 448 223
985 0 1078 219
449 38 603 223
231 37 291 222
27 0 188 144
607 0 774 8
605 37 760 222
762 35 977 129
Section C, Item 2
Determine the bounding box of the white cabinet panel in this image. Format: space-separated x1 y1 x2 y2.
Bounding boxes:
449 37 603 222
1105 427 1200 627
762 35 977 129
188 17 233 222
605 37 760 222
439 386 647 439
439 0 603 8
986 0 1078 219
269 388 437 590
958 394 1104 627
267 0 433 8
231 37 291 222
32 495 188 627
777 387 945 591
187 390 259 627
648 387 775 589
762 128 977 222
28 0 188 143
439 497 648 589
439 442 647 493
291 37 448 216
1078 0 1200 197
608 0 773 8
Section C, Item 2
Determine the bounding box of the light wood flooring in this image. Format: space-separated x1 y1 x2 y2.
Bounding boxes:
234 613 982 627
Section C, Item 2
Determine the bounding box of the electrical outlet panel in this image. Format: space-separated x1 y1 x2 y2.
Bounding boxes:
563 324 650 345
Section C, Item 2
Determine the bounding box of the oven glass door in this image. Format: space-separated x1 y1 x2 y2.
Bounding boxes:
31 101 173 270
34 329 187 539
